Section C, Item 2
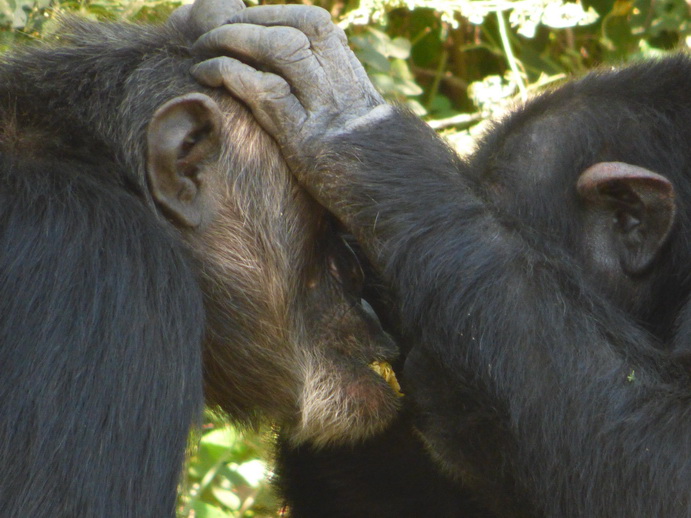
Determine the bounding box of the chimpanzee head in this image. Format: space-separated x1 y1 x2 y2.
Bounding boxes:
471 61 691 341
146 89 401 444
141 20 401 444
2 8 401 446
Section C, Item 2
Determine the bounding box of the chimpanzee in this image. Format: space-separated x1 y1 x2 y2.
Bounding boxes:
191 6 691 517
0 2 402 515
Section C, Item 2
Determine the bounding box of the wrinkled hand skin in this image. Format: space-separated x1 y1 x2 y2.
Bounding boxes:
190 6 394 222
190 3 459 274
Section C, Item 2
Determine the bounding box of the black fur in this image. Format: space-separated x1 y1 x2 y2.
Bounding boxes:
0 21 207 516
279 55 691 517
0 14 400 516
0 155 199 516
276 411 493 518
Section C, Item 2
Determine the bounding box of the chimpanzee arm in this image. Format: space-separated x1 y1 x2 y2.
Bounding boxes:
192 7 691 516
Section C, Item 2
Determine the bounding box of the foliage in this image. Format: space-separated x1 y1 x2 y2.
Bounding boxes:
0 0 688 515
178 411 280 517
0 0 181 48
333 0 690 151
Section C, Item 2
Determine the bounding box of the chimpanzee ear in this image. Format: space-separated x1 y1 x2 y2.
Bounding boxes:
147 93 222 228
577 161 676 275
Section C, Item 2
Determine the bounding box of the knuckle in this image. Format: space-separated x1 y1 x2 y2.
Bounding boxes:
272 27 310 61
217 57 236 76
328 24 347 46
263 73 290 93
193 26 232 55
277 26 310 48
304 6 332 25
302 7 335 38
236 69 264 93
192 58 228 87
204 30 226 49
333 24 347 43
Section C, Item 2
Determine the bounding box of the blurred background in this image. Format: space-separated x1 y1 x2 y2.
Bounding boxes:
2 0 687 515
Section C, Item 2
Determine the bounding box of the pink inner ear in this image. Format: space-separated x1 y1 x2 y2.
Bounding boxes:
576 161 674 203
575 161 678 276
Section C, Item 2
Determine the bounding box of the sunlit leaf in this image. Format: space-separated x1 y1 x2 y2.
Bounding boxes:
370 72 396 94
236 459 268 488
191 501 233 518
211 487 243 510
392 76 423 96
355 46 391 72
388 36 411 59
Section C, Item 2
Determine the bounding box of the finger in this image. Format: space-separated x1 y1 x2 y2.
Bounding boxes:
189 0 246 34
191 56 307 141
192 24 329 110
228 5 347 47
228 6 354 82
227 6 383 103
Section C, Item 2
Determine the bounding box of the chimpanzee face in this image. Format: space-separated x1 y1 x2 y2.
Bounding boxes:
146 92 401 445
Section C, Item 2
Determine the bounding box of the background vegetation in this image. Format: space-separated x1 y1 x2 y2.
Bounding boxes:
1 0 687 515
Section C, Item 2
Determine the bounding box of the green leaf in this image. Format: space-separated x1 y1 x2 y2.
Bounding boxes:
216 464 251 488
364 27 391 54
191 501 233 518
405 99 427 116
201 428 238 448
388 37 411 59
355 46 391 72
235 459 267 487
370 73 396 94
390 58 415 80
429 94 452 113
211 487 242 510
392 76 423 96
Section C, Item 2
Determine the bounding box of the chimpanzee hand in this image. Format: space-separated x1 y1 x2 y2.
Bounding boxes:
191 5 389 176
